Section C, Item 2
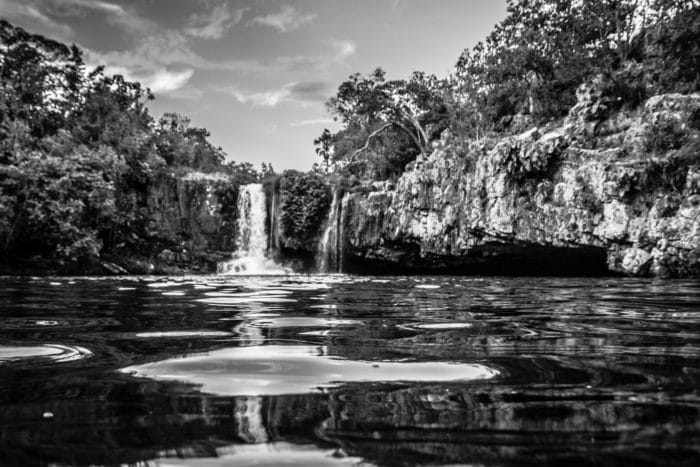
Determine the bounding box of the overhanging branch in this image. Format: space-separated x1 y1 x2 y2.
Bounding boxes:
347 121 427 164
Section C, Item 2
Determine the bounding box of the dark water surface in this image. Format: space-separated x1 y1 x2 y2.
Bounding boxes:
1 275 699 466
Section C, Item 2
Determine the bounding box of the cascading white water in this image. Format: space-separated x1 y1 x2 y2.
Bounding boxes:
218 183 287 275
338 192 350 272
268 189 281 259
317 191 345 273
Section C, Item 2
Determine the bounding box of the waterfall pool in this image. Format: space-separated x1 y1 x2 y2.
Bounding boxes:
0 274 699 466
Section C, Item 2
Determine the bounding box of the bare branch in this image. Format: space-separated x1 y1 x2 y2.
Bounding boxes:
346 120 427 164
347 123 393 163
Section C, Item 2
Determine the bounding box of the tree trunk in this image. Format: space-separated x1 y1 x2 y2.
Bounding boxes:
347 121 427 163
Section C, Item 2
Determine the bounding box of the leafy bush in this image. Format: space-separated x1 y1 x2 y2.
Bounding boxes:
279 171 331 250
497 136 562 182
644 139 699 194
574 175 603 214
0 137 124 264
645 116 689 154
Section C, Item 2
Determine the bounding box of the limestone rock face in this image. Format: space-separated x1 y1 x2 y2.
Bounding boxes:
342 92 700 277
143 170 237 271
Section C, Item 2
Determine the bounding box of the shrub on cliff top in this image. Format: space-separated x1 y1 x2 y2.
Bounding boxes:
279 171 331 250
644 116 689 154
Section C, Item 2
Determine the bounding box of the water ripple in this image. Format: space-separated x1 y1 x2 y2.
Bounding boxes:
121 344 499 396
0 344 93 364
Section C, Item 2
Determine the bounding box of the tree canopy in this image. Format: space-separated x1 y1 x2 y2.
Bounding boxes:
316 68 451 179
0 20 266 269
316 0 700 178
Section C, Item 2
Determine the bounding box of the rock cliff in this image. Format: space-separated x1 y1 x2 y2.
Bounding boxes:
115 170 238 274
340 91 700 277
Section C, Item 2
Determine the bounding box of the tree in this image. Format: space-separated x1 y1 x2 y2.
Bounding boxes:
0 135 125 263
153 113 226 171
0 19 251 269
453 0 699 134
0 19 86 145
318 68 450 179
313 129 334 171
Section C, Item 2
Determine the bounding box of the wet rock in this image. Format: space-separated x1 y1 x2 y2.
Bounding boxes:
620 247 653 275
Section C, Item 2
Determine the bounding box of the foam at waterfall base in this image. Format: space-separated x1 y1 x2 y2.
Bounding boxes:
217 255 291 275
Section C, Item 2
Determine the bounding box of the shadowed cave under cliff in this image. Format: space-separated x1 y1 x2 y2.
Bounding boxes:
343 243 613 277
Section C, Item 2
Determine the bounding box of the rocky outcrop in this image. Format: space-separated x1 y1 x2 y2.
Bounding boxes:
116 170 239 274
341 91 700 277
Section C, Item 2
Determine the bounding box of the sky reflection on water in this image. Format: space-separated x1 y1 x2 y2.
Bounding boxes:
121 344 498 396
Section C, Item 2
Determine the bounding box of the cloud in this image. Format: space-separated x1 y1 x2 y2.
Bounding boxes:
83 30 203 95
231 88 287 107
87 30 205 69
143 68 195 93
0 0 73 39
329 39 357 61
246 39 356 74
185 4 247 39
43 0 155 35
95 59 195 94
290 118 336 127
285 81 333 103
0 0 155 38
45 0 128 17
2 0 351 98
230 81 333 108
248 5 316 33
1 0 199 96
165 84 205 100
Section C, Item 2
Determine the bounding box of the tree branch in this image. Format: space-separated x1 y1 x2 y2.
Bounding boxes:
347 120 428 165
347 123 393 163
393 121 427 156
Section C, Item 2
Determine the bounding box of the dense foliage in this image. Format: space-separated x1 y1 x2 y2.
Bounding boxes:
0 20 261 269
278 171 331 250
317 0 700 179
314 68 451 180
454 0 700 132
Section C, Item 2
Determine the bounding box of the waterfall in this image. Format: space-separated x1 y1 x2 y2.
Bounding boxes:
234 396 268 443
218 183 287 275
268 189 281 259
338 192 350 272
317 191 347 273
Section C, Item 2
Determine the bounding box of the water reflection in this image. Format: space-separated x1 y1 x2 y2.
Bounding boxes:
121 345 498 396
0 344 93 364
0 275 699 466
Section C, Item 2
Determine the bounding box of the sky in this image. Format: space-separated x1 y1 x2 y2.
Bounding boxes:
0 0 507 171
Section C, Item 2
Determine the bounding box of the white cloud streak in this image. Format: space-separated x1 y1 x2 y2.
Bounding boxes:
144 68 195 93
45 0 128 16
230 80 333 108
45 0 155 35
0 0 73 39
290 118 336 127
247 5 316 32
329 39 357 61
185 4 247 39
